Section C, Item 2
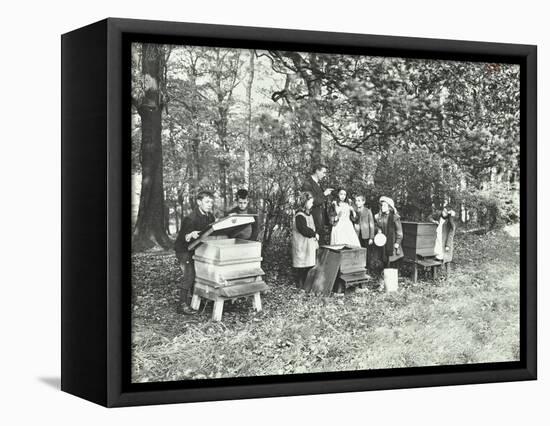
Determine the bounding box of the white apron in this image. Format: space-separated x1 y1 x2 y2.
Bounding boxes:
434 217 445 260
292 212 318 268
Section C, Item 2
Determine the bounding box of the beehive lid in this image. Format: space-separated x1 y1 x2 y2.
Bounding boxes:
321 244 362 252
188 214 256 250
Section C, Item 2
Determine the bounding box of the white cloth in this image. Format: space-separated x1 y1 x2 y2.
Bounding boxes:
292 212 318 267
434 217 445 260
330 203 361 246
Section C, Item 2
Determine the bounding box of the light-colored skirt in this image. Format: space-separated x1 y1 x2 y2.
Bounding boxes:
330 218 361 246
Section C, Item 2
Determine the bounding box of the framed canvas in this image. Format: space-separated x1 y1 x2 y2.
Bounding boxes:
61 18 537 407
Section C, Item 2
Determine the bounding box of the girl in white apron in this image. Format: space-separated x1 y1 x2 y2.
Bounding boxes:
433 205 457 265
292 191 319 288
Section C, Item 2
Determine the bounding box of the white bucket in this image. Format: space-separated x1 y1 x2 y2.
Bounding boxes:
383 268 398 292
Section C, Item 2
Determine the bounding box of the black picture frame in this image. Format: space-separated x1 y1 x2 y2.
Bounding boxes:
61 17 537 407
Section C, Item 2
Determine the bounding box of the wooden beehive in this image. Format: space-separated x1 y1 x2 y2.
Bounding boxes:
193 238 265 292
336 245 367 274
304 245 368 294
188 215 268 320
401 221 438 259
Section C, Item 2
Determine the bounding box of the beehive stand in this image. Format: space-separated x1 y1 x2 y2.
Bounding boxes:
192 275 267 321
192 235 268 321
402 221 445 283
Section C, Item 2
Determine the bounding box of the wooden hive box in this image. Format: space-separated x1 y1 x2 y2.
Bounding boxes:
193 238 264 287
188 215 268 319
304 245 368 294
337 245 367 274
401 221 437 259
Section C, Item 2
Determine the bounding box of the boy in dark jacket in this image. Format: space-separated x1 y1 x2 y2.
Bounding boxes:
353 194 375 269
226 189 259 240
174 191 215 314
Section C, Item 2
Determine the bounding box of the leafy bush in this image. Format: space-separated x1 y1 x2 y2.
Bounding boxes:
372 148 463 221
461 185 519 230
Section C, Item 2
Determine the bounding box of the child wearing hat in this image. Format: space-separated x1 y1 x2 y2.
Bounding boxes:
374 196 403 270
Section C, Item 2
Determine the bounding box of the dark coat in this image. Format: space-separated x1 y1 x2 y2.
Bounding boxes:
174 208 215 262
374 211 404 264
302 175 327 234
226 206 259 240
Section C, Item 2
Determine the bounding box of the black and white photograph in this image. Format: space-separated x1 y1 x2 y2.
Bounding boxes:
3 0 548 421
130 42 521 383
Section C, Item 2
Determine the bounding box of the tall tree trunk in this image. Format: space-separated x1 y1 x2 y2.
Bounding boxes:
286 52 323 165
244 50 255 188
132 44 172 251
188 58 201 205
174 200 180 232
187 128 201 208
220 160 228 211
308 53 323 166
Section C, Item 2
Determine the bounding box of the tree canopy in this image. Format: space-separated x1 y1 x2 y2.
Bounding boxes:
131 43 520 250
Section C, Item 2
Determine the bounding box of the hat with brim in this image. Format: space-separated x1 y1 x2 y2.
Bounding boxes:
379 196 397 214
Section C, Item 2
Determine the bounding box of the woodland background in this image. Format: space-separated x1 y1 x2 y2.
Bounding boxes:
5 0 544 423
130 44 520 251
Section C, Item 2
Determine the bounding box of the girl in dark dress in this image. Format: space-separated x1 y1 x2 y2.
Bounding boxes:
374 196 404 270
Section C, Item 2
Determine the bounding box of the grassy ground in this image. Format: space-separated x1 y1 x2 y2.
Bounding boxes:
131 224 520 383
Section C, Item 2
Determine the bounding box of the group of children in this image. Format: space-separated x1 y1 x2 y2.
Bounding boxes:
292 164 457 288
291 189 405 288
173 176 457 313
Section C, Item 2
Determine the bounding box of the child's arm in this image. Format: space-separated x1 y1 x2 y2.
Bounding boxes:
174 216 193 253
394 215 403 247
349 202 357 219
296 215 317 238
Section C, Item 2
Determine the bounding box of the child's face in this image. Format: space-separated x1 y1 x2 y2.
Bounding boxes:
338 190 347 202
198 197 214 213
237 198 249 211
380 201 389 213
305 198 314 210
355 197 365 208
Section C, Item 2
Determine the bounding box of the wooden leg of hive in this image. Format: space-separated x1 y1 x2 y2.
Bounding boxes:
212 299 224 322
252 292 262 312
413 263 418 284
191 294 201 310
